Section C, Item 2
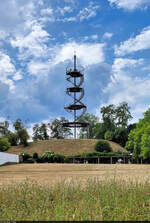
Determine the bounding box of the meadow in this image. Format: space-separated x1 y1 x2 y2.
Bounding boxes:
0 164 150 221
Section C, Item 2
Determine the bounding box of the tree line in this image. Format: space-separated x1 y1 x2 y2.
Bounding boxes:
1 101 150 160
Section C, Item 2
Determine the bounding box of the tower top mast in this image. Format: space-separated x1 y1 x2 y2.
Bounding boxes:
74 51 76 70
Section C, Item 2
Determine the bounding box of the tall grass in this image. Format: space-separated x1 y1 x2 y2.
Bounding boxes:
0 178 150 221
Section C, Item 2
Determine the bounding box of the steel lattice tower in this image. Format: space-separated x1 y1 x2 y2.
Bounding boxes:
63 54 89 139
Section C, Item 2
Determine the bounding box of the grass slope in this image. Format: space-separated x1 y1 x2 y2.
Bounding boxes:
8 139 127 156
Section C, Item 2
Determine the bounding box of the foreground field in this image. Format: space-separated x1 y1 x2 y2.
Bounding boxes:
1 164 150 221
0 164 150 185
0 174 150 220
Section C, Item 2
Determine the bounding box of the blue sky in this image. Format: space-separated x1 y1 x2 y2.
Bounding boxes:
0 0 150 131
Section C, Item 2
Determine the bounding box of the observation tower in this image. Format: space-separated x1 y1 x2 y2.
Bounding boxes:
63 54 89 139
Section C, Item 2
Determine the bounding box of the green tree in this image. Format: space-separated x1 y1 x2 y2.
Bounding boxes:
40 123 49 140
13 119 23 132
32 124 43 141
7 132 18 146
141 125 150 159
115 102 132 128
125 130 135 153
50 117 72 139
18 129 29 146
32 123 49 141
13 119 29 146
104 130 113 141
78 113 99 138
100 102 132 146
0 137 11 152
112 127 128 147
101 102 132 129
100 104 116 130
126 108 150 159
94 123 108 139
0 121 9 137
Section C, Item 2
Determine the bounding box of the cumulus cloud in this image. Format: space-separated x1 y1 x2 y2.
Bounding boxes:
13 72 23 81
41 8 53 16
0 0 40 32
53 42 105 67
28 60 50 75
108 0 150 10
0 52 16 90
78 1 100 21
115 26 150 56
10 22 50 60
0 63 67 123
103 57 150 122
91 34 99 40
57 6 73 15
56 2 100 23
103 32 113 39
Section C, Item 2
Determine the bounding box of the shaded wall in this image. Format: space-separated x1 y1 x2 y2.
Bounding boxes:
0 152 19 165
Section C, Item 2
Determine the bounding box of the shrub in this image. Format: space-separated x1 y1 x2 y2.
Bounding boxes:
33 152 39 160
94 140 112 152
53 154 65 163
0 137 11 152
20 152 32 162
41 151 55 163
24 157 34 163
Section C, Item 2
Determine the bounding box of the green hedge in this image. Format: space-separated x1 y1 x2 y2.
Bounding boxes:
76 151 128 158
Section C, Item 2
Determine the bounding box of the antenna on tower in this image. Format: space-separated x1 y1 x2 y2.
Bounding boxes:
74 51 76 70
63 53 89 139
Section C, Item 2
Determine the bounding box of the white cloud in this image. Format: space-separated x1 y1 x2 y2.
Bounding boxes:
13 71 23 81
0 52 16 90
103 57 150 122
112 58 144 77
10 22 50 60
115 26 150 56
83 35 99 41
0 0 38 33
41 8 53 16
108 0 150 10
103 32 113 39
28 60 50 75
0 30 9 41
57 6 73 15
91 34 98 40
78 2 100 21
53 42 105 67
57 17 76 22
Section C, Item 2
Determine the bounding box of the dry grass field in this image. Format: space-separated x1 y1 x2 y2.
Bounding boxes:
1 164 150 221
0 163 150 185
8 139 126 156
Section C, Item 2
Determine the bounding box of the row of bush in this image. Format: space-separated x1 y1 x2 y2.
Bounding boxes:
76 151 129 158
21 151 67 163
20 140 129 163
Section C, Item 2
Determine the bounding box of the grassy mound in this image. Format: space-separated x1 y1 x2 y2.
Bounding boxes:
8 139 126 156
